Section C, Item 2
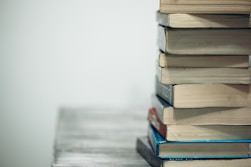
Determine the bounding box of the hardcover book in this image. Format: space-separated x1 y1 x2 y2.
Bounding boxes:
157 12 251 28
152 95 251 125
156 65 251 84
157 25 251 55
136 136 251 167
155 77 251 108
148 125 251 159
159 0 251 14
158 52 250 68
148 107 251 141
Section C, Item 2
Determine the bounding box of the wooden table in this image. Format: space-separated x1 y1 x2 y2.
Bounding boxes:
52 108 151 167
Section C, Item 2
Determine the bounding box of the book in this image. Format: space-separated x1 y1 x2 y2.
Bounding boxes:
158 52 250 68
156 65 251 84
157 12 251 28
159 0 251 14
152 95 251 125
157 25 251 55
148 107 251 141
148 125 251 159
161 0 251 5
155 77 251 108
136 136 251 167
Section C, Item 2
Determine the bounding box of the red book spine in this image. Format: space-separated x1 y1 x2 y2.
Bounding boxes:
147 107 167 139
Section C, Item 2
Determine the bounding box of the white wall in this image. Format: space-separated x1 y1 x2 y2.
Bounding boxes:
0 0 158 167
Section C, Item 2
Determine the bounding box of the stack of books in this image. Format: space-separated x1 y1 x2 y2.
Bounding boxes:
136 0 251 166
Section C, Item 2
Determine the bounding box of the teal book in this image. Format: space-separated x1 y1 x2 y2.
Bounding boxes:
136 136 251 167
148 125 251 160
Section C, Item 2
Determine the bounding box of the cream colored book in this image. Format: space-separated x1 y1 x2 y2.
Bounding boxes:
155 78 251 108
162 159 251 167
160 0 251 14
148 107 251 141
165 125 251 141
157 12 251 28
162 0 251 5
158 25 251 55
152 95 251 125
157 66 251 84
159 52 249 68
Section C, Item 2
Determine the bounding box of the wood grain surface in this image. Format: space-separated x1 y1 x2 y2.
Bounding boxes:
52 108 150 167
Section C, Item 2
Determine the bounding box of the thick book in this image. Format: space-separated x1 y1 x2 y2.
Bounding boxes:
157 12 251 28
157 25 251 55
152 95 251 125
136 136 251 167
157 65 251 84
159 52 250 68
155 77 251 108
148 125 251 159
159 0 251 14
148 107 251 141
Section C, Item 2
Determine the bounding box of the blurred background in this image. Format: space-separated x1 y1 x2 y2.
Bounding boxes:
0 0 158 167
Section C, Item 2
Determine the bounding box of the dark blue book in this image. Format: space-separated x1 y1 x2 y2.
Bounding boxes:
148 125 251 160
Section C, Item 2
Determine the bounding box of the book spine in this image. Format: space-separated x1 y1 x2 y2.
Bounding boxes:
147 125 160 157
157 25 166 52
136 137 162 167
148 108 167 139
156 12 169 27
151 95 165 122
155 76 174 105
249 55 251 67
